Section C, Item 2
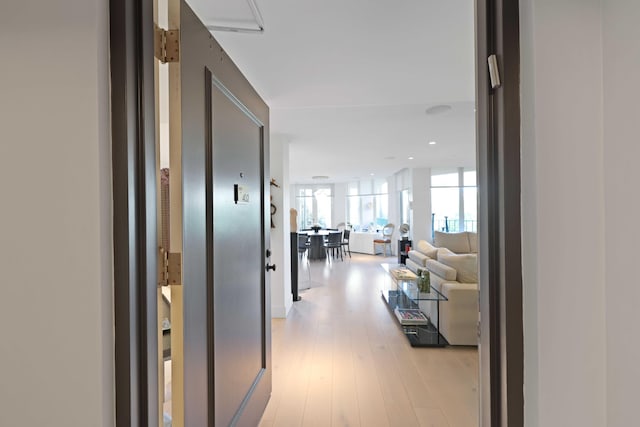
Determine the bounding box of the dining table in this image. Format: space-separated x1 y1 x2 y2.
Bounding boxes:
299 229 340 260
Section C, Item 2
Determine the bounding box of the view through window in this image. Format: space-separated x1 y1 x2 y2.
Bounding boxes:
296 185 333 229
346 179 389 231
431 168 477 237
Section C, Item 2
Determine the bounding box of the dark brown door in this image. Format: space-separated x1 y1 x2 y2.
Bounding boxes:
179 2 271 426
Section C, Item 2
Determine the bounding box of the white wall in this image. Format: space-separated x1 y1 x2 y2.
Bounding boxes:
520 1 607 426
411 168 432 243
519 0 539 424
602 2 640 426
386 176 399 239
333 182 347 227
0 0 113 425
270 136 293 318
395 168 412 239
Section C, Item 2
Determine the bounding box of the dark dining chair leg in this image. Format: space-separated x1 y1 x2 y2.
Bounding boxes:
342 244 350 258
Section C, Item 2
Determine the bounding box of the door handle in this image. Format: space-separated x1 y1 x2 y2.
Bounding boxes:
265 264 276 272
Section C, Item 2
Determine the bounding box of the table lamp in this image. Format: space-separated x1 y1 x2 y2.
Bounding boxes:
399 223 410 240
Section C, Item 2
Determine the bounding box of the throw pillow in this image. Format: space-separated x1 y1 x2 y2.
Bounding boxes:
426 259 457 281
437 252 478 283
408 250 429 266
437 247 454 257
416 240 438 258
434 231 471 254
467 232 478 253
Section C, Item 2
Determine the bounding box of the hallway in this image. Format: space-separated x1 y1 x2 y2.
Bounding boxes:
260 254 478 427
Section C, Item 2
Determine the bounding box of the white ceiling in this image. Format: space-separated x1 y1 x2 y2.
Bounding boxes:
186 0 476 183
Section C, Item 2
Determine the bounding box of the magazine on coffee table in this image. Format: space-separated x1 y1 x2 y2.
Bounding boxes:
394 307 429 325
390 268 417 281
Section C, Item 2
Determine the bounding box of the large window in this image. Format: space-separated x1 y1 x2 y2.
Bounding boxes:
346 179 389 231
431 168 477 236
295 185 333 229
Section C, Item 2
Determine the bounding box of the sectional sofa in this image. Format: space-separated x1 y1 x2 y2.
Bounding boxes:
406 231 479 346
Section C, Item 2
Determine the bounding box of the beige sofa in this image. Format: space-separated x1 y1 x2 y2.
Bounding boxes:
406 231 478 346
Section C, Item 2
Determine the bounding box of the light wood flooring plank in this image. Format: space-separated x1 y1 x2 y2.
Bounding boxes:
330 315 361 427
301 320 333 427
415 407 452 427
369 341 423 425
268 308 316 426
260 253 478 427
348 320 391 427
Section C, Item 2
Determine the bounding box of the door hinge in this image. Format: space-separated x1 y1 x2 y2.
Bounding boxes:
487 54 501 89
154 27 180 63
158 248 182 286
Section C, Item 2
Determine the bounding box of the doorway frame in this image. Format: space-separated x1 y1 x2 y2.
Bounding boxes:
110 0 159 425
476 0 524 425
109 0 524 425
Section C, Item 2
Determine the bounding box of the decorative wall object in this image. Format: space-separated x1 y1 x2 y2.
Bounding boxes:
270 178 280 228
290 208 298 232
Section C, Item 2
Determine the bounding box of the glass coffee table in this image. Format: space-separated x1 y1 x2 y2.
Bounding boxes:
380 263 449 347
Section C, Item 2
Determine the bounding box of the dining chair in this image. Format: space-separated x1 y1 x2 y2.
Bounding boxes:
297 234 311 279
341 229 351 258
298 234 310 257
373 223 395 256
323 231 343 262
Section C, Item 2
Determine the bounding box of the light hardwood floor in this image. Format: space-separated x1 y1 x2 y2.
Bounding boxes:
260 253 478 427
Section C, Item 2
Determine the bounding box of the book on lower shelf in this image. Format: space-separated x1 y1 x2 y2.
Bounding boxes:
394 307 429 325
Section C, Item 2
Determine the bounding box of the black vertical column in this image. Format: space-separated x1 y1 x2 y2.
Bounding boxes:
290 232 301 301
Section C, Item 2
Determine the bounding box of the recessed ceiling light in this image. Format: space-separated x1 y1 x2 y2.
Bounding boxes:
370 173 375 176
425 104 452 115
408 156 414 160
312 175 329 180
428 141 437 145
